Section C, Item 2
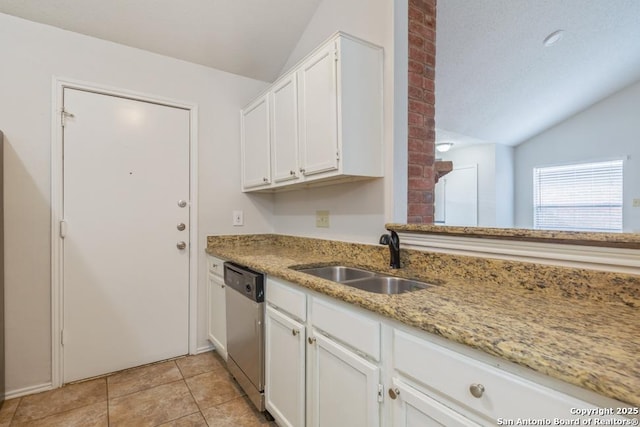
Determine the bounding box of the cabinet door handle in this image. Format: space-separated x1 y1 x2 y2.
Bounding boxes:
299 168 306 174
262 177 269 183
469 383 485 398
307 336 316 345
290 170 296 176
292 329 299 336
388 388 400 400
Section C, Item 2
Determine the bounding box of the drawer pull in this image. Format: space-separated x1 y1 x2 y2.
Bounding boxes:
308 336 316 345
292 329 300 336
388 388 400 400
469 383 485 398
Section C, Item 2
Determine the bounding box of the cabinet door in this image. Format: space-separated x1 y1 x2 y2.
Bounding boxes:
391 379 480 427
298 42 339 177
207 273 227 359
265 306 305 427
309 332 380 427
241 95 271 189
271 74 300 184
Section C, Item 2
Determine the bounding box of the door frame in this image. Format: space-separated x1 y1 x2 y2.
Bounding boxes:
50 77 199 388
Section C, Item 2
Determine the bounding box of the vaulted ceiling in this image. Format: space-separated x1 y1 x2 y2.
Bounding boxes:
2 0 639 147
436 0 640 146
0 0 321 82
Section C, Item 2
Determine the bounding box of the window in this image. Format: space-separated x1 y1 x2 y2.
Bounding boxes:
533 160 623 232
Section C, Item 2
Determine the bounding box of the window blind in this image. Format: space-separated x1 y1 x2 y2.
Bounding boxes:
533 160 623 232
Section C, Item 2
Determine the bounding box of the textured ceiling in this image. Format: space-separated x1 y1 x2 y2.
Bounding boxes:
436 0 640 147
0 0 321 82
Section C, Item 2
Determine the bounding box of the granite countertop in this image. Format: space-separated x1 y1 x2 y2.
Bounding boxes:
386 223 640 249
206 234 640 407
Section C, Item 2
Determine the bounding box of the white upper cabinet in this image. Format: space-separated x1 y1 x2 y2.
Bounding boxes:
298 41 340 177
241 94 271 189
271 72 300 184
240 32 383 192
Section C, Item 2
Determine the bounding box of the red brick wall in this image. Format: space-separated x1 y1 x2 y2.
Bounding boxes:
407 0 436 223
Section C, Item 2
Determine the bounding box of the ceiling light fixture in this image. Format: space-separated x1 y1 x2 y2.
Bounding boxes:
543 30 564 47
436 142 454 153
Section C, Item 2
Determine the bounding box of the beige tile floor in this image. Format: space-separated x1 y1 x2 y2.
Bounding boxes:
0 352 277 427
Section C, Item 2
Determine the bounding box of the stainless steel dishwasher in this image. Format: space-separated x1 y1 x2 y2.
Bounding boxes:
224 262 266 412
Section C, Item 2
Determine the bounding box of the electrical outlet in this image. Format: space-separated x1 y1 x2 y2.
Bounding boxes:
633 199 640 208
315 210 330 228
232 210 244 226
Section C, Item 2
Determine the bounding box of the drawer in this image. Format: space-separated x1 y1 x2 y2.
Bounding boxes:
266 277 307 321
311 297 380 361
207 256 225 277
393 329 609 421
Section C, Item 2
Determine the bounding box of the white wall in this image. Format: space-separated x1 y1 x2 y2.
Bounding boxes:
514 80 640 231
495 143 515 227
439 143 514 227
268 0 399 244
0 13 272 395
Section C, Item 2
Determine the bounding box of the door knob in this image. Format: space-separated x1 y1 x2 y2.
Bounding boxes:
177 223 186 231
177 200 187 208
176 241 186 250
388 388 400 399
308 337 316 345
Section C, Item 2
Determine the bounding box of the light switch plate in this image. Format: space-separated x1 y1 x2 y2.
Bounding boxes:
232 210 244 226
316 210 330 228
633 199 640 208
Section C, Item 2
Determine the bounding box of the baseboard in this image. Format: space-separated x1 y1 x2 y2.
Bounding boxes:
196 343 215 354
4 382 53 400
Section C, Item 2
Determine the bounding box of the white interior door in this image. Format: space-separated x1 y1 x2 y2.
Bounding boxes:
62 88 190 383
438 164 478 226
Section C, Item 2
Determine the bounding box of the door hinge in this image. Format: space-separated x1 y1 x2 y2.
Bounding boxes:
61 108 75 127
377 383 384 403
59 220 67 238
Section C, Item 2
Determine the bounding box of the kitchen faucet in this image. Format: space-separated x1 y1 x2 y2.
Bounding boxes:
379 230 401 269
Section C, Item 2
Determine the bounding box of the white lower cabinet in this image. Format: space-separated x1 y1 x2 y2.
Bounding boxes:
263 277 628 427
308 332 381 427
390 378 479 427
265 306 306 427
206 256 226 359
392 329 627 425
265 277 383 427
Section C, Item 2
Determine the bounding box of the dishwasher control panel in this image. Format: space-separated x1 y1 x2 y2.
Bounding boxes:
224 262 264 302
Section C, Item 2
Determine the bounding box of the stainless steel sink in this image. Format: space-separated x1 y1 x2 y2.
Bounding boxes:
298 266 376 282
297 265 434 295
345 276 431 294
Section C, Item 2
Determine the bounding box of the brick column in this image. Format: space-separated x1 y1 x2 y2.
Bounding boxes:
407 0 436 223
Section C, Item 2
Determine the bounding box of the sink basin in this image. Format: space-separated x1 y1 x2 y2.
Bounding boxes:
345 276 432 294
298 266 376 282
297 265 433 295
